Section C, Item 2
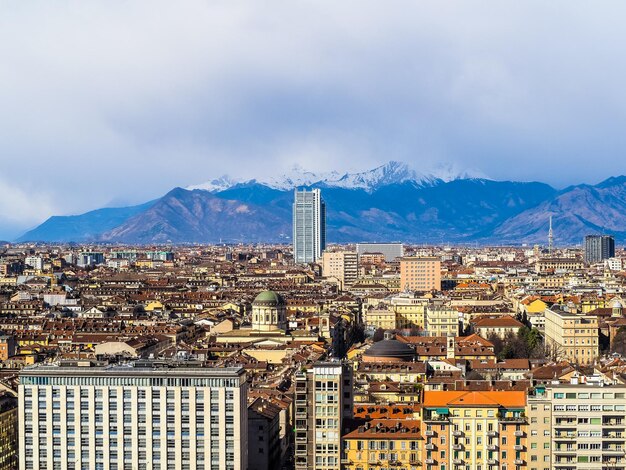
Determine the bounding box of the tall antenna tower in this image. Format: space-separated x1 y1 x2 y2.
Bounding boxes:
548 215 554 255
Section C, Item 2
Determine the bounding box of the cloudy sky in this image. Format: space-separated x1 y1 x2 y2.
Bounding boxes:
1 1 626 239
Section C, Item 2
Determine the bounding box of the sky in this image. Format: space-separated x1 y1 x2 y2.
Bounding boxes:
1 1 626 239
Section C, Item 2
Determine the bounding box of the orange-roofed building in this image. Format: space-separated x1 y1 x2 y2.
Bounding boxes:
421 390 528 470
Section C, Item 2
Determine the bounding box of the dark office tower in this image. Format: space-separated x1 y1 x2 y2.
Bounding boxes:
584 234 615 264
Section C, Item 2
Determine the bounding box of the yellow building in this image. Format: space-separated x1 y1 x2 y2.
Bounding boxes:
425 304 459 337
544 308 599 365
363 307 397 330
342 419 423 470
391 295 428 330
422 390 528 470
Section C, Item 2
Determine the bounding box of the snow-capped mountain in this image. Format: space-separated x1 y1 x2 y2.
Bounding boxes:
187 161 487 193
186 175 239 192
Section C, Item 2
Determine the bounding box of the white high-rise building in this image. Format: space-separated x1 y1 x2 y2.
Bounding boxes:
293 189 326 264
294 362 352 470
19 361 248 470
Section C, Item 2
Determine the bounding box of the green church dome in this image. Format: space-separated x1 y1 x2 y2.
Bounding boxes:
253 291 285 306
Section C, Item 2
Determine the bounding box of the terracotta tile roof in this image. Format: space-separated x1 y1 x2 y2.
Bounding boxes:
423 390 526 408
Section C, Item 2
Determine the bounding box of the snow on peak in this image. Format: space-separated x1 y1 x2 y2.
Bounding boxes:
187 175 239 192
187 161 487 193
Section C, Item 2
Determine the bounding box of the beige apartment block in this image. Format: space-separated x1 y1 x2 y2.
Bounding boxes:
425 304 460 337
400 257 441 292
529 382 626 470
544 308 599 365
321 251 358 289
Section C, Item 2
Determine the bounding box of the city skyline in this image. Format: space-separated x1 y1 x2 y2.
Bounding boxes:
3 2 626 238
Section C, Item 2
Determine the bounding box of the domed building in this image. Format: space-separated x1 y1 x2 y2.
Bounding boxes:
362 338 416 363
252 291 286 332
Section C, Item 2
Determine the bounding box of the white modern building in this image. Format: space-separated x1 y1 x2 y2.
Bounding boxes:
293 189 326 264
294 362 353 470
18 361 248 470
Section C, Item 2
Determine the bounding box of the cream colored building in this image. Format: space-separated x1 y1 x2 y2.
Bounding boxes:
321 251 358 289
251 291 286 332
544 308 599 365
19 362 248 470
399 257 441 292
294 362 352 470
529 382 626 470
390 294 428 329
425 304 459 337
363 306 397 331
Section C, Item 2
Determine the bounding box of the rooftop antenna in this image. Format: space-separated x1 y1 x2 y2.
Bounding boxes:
548 215 554 255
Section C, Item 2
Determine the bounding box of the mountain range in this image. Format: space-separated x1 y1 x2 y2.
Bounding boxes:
17 162 626 245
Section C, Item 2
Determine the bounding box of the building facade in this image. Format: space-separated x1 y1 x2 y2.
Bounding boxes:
294 362 353 470
293 189 326 264
251 291 286 332
19 361 248 470
400 257 441 292
0 392 17 470
355 244 404 263
425 304 459 337
529 382 626 470
544 308 599 365
342 419 422 470
584 235 616 265
422 390 528 470
321 251 358 289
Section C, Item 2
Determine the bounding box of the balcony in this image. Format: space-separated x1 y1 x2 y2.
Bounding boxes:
514 459 525 465
514 430 525 437
425 459 436 465
424 415 449 423
452 458 464 465
425 444 436 450
424 430 435 437
499 415 526 424
487 445 498 451
340 459 351 464
487 431 498 437
452 430 463 437
487 459 498 465
514 445 524 451
452 444 463 451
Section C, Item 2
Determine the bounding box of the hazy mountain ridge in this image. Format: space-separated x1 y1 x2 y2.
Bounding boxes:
16 162 626 245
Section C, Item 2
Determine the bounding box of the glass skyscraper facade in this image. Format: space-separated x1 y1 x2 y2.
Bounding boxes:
293 189 326 264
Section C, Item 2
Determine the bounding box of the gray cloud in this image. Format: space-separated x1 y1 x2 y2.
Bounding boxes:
1 1 626 238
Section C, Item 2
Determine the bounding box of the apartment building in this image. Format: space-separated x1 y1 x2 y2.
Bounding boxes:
294 362 353 470
544 308 599 365
0 392 17 470
18 361 248 470
363 307 397 331
422 390 528 470
425 304 460 337
390 294 428 330
321 251 358 289
530 381 626 470
400 257 441 292
342 419 422 470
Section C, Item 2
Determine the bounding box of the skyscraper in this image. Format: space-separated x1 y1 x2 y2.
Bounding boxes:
584 234 615 264
293 189 326 264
